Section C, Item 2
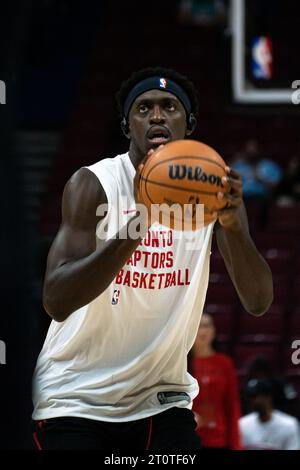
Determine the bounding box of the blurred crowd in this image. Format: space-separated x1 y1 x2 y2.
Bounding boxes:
229 139 300 207
190 314 300 450
178 0 227 26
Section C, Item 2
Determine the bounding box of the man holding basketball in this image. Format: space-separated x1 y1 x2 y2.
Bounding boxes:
32 67 273 450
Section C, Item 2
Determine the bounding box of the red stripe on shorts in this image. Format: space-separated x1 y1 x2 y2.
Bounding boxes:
145 416 153 450
33 432 42 450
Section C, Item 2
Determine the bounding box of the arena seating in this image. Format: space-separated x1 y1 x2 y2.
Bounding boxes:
204 303 235 343
237 305 285 344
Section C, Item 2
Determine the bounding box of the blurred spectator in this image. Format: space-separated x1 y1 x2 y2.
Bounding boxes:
231 139 283 200
245 356 298 412
239 378 300 450
191 313 241 450
276 154 300 206
178 0 226 26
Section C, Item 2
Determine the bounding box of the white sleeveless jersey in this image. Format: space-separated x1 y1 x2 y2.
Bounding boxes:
32 152 215 422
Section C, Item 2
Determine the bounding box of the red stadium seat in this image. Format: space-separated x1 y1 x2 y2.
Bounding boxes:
237 305 285 343
252 232 296 251
293 276 300 301
204 303 235 342
273 283 289 304
205 303 235 315
244 201 264 230
261 248 291 273
288 308 300 336
268 205 300 232
210 252 227 274
205 281 239 304
233 344 280 374
294 255 300 269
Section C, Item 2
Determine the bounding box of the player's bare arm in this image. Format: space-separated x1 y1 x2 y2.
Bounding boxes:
43 166 146 322
214 166 273 316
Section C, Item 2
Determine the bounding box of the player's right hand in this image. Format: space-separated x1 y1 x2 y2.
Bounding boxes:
133 145 164 204
133 146 165 229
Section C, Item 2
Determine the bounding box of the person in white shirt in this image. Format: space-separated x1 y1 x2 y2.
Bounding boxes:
32 66 273 450
240 378 300 450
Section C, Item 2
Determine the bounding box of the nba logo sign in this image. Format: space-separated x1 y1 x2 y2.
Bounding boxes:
111 289 120 305
251 37 273 80
160 78 167 89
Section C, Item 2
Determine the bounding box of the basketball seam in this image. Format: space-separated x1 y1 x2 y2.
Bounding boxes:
144 179 214 223
141 177 220 196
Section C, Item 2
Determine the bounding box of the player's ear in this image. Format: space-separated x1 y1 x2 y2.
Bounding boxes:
185 113 197 136
121 117 131 139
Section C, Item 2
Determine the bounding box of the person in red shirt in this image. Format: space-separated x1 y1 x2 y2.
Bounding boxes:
191 313 241 450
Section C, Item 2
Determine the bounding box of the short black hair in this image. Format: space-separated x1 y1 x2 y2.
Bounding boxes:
116 66 200 118
248 356 273 377
246 378 274 397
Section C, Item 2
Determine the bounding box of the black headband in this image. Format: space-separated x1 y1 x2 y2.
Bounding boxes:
123 76 192 119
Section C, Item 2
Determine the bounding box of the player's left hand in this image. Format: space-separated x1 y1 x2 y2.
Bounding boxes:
213 166 243 231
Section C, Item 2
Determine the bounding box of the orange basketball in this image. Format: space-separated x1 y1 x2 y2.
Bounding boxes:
139 139 230 230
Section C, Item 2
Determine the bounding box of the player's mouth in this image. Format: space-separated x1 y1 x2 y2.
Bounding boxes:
146 126 170 146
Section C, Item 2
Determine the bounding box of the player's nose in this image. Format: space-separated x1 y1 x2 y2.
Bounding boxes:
149 105 165 124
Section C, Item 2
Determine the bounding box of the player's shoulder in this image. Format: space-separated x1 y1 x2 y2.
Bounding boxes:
65 166 101 194
63 152 129 209
85 153 128 174
63 165 106 209
65 153 126 193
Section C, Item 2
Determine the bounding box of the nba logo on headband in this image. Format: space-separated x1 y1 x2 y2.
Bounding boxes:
159 78 167 89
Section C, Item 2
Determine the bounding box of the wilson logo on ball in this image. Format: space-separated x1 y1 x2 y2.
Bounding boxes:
168 164 224 186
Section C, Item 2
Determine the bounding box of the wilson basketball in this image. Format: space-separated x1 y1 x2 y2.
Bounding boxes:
139 140 230 230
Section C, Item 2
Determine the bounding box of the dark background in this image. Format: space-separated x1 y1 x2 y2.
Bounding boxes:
1 0 300 449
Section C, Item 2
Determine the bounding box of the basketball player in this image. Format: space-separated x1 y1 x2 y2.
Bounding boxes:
32 67 273 450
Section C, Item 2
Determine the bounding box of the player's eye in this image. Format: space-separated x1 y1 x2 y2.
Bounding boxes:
166 102 176 112
139 104 149 113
